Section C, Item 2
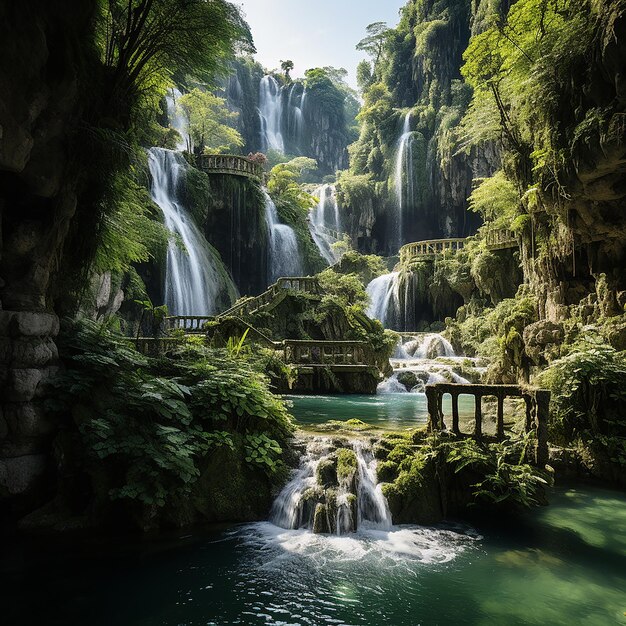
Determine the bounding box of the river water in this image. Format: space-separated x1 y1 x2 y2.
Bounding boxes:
3 485 625 625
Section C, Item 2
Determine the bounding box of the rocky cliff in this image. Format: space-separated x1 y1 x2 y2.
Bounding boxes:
0 0 98 511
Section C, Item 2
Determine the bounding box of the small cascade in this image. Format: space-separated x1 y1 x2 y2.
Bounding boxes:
147 147 237 315
309 184 341 265
366 272 401 327
378 333 485 395
393 111 416 251
165 87 189 152
263 190 304 284
270 439 392 535
259 75 284 153
354 442 393 530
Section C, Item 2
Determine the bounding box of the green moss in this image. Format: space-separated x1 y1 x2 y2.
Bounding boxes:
336 448 358 482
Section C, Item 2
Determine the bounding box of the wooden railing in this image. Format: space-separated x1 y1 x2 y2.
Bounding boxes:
485 228 518 251
217 276 322 320
400 238 467 264
165 316 213 334
198 154 264 181
282 340 369 366
425 383 549 465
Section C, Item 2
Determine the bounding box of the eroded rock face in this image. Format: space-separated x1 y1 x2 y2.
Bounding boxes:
0 0 97 510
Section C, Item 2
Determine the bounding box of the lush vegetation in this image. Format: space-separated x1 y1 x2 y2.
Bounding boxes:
46 318 294 528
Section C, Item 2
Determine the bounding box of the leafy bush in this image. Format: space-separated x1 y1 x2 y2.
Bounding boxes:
47 318 294 511
539 341 626 462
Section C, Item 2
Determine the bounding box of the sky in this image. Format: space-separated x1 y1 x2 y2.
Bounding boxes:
237 0 407 89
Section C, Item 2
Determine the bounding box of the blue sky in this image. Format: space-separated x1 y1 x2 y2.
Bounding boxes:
237 0 407 89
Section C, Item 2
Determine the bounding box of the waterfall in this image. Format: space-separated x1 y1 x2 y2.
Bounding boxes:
263 190 303 283
378 333 479 395
366 272 400 327
354 442 393 530
393 111 415 251
270 439 392 535
259 75 284 153
147 147 237 315
309 184 341 265
165 87 189 152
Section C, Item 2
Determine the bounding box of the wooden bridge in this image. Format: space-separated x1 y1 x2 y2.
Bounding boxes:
399 238 467 265
198 154 264 181
485 227 518 251
425 383 549 465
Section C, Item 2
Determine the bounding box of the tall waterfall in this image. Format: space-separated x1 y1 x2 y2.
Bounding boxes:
309 184 341 265
259 75 284 153
393 112 416 251
148 147 237 315
366 272 400 328
263 190 304 283
165 87 189 152
270 439 392 534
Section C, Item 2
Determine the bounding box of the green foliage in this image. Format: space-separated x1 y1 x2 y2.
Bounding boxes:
226 327 250 357
468 171 520 225
268 157 319 208
540 341 626 454
46 318 294 511
93 170 169 275
332 250 388 285
177 88 243 153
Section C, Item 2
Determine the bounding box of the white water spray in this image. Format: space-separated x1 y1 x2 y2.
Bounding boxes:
393 111 416 250
263 190 304 283
148 147 237 315
309 184 342 265
366 272 401 327
259 75 284 153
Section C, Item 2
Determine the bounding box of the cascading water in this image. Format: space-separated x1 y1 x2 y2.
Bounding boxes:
270 439 392 535
263 190 304 283
258 75 284 153
378 333 483 394
393 111 416 251
148 147 237 315
366 272 400 328
309 184 342 265
165 87 189 152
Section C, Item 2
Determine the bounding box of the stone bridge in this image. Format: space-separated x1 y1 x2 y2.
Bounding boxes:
198 154 264 181
399 238 467 265
485 227 518 251
425 383 549 465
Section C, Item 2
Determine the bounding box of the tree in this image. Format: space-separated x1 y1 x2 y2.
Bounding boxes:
356 60 373 91
356 22 390 65
280 59 294 81
268 157 318 210
100 0 254 118
177 88 243 153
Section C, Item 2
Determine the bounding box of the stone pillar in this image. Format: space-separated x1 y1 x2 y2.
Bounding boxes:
0 312 60 498
451 393 460 435
474 394 483 438
535 390 551 466
425 386 440 431
497 395 505 439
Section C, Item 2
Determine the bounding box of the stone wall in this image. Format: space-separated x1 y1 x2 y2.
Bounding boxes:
0 0 96 511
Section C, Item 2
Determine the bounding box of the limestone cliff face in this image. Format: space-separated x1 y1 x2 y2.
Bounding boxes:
204 175 269 296
516 6 626 322
0 0 97 507
339 0 495 255
222 61 351 175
